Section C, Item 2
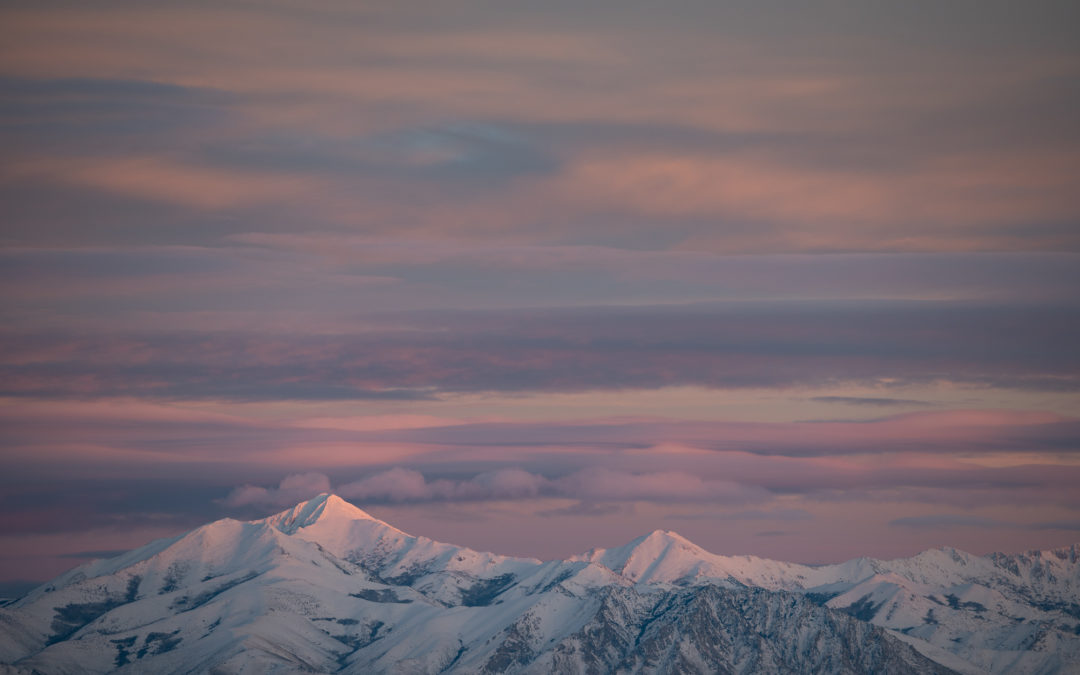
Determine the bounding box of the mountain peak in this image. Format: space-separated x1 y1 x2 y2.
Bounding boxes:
262 493 379 534
620 529 706 558
3 504 1077 675
573 528 710 582
625 529 706 559
642 529 696 545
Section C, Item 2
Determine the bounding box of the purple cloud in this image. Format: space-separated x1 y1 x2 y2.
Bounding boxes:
890 515 1080 531
1 302 1076 401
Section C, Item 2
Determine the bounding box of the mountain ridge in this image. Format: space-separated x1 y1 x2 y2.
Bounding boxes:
1 493 1077 674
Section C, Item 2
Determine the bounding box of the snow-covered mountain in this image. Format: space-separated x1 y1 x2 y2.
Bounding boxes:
0 494 1076 674
574 528 1080 674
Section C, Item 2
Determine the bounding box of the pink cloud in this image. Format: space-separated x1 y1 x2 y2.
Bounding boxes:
11 157 323 210
337 468 549 503
237 467 768 507
554 467 768 504
337 468 433 503
224 472 332 507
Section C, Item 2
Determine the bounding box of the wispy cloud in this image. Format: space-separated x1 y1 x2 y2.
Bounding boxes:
890 515 1080 531
56 549 131 560
809 396 933 407
1 302 1077 400
2 3 1078 252
666 508 814 522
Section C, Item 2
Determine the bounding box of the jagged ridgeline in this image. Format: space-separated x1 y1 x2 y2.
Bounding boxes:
1 494 1077 674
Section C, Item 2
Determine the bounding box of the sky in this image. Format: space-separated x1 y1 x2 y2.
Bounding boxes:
1 0 1079 586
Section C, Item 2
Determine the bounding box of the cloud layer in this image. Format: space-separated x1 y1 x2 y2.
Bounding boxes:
1 0 1077 579
226 468 768 508
1 302 1077 400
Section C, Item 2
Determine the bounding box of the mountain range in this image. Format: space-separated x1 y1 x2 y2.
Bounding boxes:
1 494 1077 674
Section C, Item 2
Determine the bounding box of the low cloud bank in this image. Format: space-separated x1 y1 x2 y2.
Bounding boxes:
225 467 769 508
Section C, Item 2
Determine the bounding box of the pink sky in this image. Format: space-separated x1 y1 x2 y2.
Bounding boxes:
0 0 1078 585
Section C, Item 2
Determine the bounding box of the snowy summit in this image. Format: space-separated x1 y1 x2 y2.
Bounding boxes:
0 494 1077 674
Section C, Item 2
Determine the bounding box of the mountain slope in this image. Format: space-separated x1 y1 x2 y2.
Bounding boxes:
0 494 1075 674
574 528 1080 673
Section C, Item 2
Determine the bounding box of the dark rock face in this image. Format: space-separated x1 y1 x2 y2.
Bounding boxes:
48 576 140 644
461 573 516 607
541 585 956 675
